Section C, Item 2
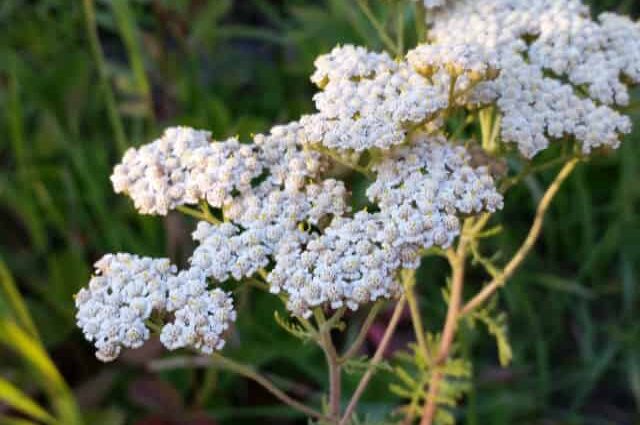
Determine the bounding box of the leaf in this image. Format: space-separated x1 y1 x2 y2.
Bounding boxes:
0 259 39 340
0 320 82 425
470 305 513 367
390 336 472 424
0 377 56 424
273 311 314 342
343 355 392 375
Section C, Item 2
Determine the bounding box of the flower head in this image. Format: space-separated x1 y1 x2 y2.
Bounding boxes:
75 253 176 362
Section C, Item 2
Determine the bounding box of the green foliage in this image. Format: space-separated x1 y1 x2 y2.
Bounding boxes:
274 310 315 342
466 301 513 367
391 335 472 425
343 355 392 376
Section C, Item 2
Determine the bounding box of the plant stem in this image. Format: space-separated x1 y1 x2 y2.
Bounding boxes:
340 301 383 362
315 309 342 421
82 0 128 154
419 158 579 424
419 241 469 425
460 157 580 316
403 269 428 360
150 354 328 421
356 0 401 55
395 1 405 54
339 296 407 425
176 204 221 224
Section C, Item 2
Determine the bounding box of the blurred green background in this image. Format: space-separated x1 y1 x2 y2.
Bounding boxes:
1 1 639 424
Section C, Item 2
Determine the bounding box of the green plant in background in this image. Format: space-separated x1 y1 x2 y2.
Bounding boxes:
0 260 82 425
1 1 640 425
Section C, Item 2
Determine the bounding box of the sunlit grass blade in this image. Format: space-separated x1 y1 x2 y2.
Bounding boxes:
0 320 83 425
0 259 38 339
0 378 57 425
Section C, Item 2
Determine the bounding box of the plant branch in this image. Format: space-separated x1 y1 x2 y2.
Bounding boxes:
315 309 342 421
419 233 469 425
176 204 220 224
339 295 407 425
150 354 328 421
460 157 580 316
402 269 429 361
340 301 383 363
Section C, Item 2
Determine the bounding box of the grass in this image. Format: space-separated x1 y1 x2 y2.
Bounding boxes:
0 0 639 424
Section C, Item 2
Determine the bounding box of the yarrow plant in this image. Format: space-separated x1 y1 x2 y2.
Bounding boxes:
75 1 640 424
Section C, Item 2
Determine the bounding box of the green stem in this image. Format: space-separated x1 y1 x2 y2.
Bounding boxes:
340 301 383 363
403 269 429 361
339 296 407 425
356 0 401 55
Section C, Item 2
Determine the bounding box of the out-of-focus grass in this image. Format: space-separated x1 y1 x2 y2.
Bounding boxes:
0 1 638 424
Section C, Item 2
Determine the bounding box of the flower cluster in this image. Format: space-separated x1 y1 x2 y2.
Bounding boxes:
75 254 175 361
75 253 235 361
111 127 262 215
77 0 640 362
302 45 449 151
269 211 405 317
368 135 503 250
161 268 236 354
428 0 639 157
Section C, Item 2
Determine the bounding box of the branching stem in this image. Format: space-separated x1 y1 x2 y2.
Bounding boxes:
150 354 327 421
460 157 580 316
339 296 407 425
419 158 580 425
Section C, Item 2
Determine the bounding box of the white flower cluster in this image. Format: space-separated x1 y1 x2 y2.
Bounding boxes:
368 135 503 250
268 211 405 317
407 43 496 81
310 44 396 87
253 120 327 190
161 268 236 354
75 253 236 362
191 179 349 282
75 254 175 362
428 0 639 157
302 45 449 151
111 127 262 215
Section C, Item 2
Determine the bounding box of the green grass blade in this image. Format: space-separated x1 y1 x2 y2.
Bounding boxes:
0 320 83 425
0 378 57 425
0 259 39 340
